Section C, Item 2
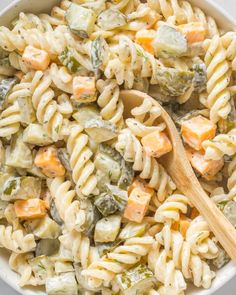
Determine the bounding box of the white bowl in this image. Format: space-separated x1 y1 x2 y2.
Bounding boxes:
0 0 236 294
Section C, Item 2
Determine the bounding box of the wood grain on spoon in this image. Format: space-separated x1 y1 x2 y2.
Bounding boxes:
120 89 236 263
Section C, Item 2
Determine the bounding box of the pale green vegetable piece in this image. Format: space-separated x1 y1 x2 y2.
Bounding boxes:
192 62 207 93
91 37 109 69
46 272 78 295
85 118 118 143
23 124 52 146
66 3 96 38
73 104 100 128
36 239 60 257
5 132 32 169
115 264 155 295
59 47 81 73
94 152 121 183
153 25 187 58
119 222 147 240
29 255 54 284
0 77 18 110
96 240 122 256
18 97 36 125
94 214 121 243
0 175 41 201
95 192 120 216
118 160 134 190
156 67 194 96
25 215 61 239
97 9 126 31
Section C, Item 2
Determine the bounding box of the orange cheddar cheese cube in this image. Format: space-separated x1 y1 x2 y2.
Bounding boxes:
34 146 65 178
181 115 216 151
141 131 172 158
22 45 50 71
124 187 152 223
135 29 156 54
178 22 206 44
186 147 224 180
73 76 96 103
172 215 190 237
14 199 48 219
128 178 154 196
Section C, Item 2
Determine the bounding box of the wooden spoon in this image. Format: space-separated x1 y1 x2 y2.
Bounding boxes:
120 89 236 262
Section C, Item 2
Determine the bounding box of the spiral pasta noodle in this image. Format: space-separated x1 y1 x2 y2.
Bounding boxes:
48 177 87 232
154 194 189 223
67 125 97 197
59 229 99 268
202 36 231 123
202 128 236 160
221 32 236 71
96 79 124 127
0 225 36 253
115 128 176 201
0 101 21 138
81 235 154 288
30 70 64 142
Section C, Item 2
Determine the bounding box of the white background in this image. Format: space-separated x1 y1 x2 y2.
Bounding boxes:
0 0 235 294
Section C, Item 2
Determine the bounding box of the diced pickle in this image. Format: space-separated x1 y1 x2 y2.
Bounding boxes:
36 239 60 257
49 200 64 226
73 104 100 128
29 255 54 284
96 240 122 256
23 124 52 146
106 183 128 211
97 9 127 31
94 214 121 243
192 62 207 93
59 48 81 73
95 192 121 216
119 222 147 240
94 152 121 183
91 37 109 70
46 272 78 295
0 77 18 110
17 97 36 125
25 215 61 239
84 118 118 143
153 25 187 58
66 3 96 38
156 67 194 96
118 160 134 189
6 132 33 169
115 264 155 295
0 174 41 201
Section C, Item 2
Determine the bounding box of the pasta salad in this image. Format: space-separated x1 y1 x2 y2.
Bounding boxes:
0 0 235 294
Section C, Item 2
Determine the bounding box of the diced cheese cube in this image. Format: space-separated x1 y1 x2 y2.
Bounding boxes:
124 188 152 223
73 76 96 103
135 29 156 54
178 22 206 44
141 131 172 158
128 178 154 197
14 198 48 219
34 146 65 178
22 46 50 71
186 147 224 180
181 115 216 150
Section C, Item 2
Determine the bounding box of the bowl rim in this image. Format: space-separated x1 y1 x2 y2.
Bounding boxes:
0 0 236 294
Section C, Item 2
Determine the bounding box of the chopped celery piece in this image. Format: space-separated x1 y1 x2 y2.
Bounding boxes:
66 3 96 38
153 25 187 58
156 67 194 96
46 272 78 295
84 118 118 143
23 124 52 146
73 104 100 127
94 214 121 243
115 264 155 295
97 9 126 31
119 222 147 240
